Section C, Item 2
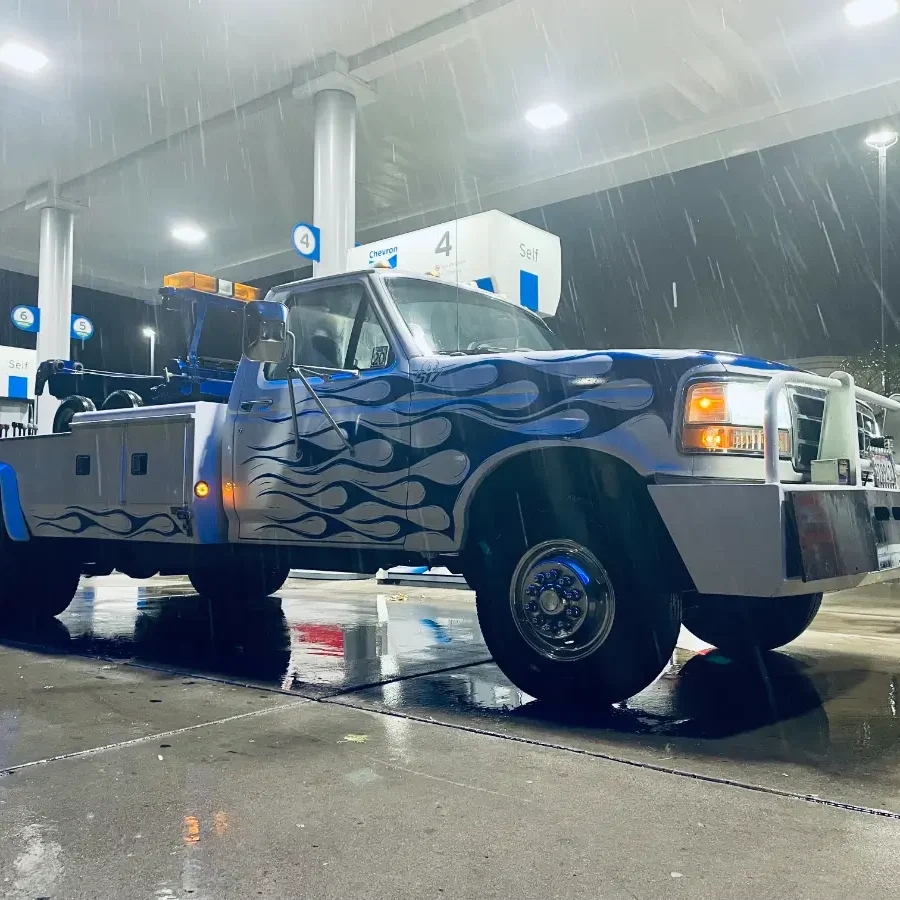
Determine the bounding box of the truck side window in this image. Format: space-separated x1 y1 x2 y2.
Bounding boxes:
351 303 393 372
266 284 392 379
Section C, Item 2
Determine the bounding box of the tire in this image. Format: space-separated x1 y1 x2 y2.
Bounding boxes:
682 592 822 654
53 394 96 433
189 554 290 602
101 390 143 410
472 498 681 706
0 523 80 621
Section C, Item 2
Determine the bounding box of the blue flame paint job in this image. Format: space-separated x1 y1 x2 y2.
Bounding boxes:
35 506 184 539
235 346 764 549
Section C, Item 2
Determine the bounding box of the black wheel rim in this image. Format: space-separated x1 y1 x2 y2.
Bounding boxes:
509 539 615 661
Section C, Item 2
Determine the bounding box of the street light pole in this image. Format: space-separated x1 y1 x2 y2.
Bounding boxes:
142 327 156 374
866 129 899 357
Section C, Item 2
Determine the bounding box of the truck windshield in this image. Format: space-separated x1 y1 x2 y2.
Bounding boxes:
384 277 563 355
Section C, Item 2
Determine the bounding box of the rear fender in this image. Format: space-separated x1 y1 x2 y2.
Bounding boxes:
0 463 29 541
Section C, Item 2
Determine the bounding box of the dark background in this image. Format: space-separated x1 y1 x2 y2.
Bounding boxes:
2 116 897 372
521 119 899 360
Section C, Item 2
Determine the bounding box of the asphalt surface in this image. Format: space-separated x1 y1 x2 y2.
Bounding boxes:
2 574 900 897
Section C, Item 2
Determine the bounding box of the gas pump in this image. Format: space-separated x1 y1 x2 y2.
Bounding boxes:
0 346 37 440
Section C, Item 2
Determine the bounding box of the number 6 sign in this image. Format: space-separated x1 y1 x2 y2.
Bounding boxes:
10 305 40 333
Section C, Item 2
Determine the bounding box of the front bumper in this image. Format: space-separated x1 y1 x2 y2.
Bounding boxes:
648 482 900 597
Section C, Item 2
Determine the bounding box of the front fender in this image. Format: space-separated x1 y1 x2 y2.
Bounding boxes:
0 462 30 541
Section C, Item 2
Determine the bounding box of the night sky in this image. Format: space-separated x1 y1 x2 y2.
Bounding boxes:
522 118 900 360
1 116 898 372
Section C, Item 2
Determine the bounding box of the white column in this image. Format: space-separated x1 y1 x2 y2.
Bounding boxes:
313 89 357 277
35 206 75 434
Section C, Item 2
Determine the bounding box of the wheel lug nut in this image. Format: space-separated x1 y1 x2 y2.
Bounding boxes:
567 606 581 617
560 575 573 587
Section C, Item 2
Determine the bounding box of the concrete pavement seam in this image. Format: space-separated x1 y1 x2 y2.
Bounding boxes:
324 696 900 821
0 699 309 778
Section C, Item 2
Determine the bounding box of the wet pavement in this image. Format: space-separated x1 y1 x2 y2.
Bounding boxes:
2 574 900 896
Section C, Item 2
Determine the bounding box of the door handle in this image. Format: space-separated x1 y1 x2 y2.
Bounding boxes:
240 397 274 412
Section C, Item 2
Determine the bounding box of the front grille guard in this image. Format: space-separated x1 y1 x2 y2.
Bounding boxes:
763 371 900 485
789 391 878 471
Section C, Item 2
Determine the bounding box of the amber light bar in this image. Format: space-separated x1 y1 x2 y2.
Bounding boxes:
163 272 259 301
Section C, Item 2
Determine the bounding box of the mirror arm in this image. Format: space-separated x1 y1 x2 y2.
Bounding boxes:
284 331 354 458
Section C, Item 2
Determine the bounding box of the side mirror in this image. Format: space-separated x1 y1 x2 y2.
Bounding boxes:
243 301 288 364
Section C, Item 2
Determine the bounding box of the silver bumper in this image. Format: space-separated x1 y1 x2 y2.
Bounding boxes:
649 482 900 597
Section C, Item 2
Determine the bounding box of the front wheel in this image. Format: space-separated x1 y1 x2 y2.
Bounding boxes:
682 592 822 654
475 524 681 706
189 554 290 602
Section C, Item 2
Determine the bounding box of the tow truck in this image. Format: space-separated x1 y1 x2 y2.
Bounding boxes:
3 213 900 706
37 272 256 433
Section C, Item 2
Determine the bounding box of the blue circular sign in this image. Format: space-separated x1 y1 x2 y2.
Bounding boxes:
291 222 321 262
11 305 39 333
71 315 94 341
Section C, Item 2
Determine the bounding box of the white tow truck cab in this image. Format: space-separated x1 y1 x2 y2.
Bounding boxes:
3 213 900 706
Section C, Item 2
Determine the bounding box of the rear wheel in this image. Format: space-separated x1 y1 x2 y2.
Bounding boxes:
0 525 80 621
189 554 290 602
472 498 680 706
682 592 822 654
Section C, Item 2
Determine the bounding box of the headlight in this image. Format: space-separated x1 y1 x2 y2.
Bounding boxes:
682 380 791 456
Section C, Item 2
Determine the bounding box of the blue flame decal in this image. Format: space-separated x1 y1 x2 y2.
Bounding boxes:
36 506 183 539
236 351 678 548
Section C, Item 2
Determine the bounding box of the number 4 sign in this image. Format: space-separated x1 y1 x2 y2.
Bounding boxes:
291 222 321 262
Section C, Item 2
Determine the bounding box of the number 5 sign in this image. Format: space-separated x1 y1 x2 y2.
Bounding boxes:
291 222 321 262
70 315 94 341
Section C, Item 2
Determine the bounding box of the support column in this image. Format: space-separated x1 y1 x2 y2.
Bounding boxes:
313 89 357 277
35 206 75 434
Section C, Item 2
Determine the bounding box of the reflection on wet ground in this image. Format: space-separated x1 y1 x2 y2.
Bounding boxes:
0 577 490 698
3 575 900 811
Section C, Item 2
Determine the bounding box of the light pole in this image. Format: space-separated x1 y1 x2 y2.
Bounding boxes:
142 326 156 374
866 129 898 357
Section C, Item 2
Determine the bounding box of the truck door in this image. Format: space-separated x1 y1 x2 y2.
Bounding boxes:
232 278 412 547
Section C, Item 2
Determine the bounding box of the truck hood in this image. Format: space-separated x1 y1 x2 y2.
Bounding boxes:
507 348 794 373
413 348 797 433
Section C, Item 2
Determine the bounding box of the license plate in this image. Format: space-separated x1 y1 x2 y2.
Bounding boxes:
869 449 898 489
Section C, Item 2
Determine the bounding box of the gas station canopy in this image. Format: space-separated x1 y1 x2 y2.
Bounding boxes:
1 0 899 298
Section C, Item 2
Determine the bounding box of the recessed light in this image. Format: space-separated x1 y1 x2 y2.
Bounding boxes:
0 41 48 74
171 223 207 245
845 0 898 27
525 103 568 131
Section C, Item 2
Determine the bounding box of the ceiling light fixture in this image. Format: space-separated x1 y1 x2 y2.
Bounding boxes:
0 41 48 74
171 223 207 245
844 0 898 27
525 103 568 131
865 128 899 151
